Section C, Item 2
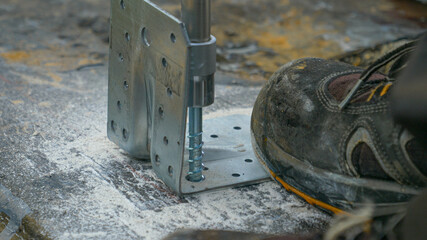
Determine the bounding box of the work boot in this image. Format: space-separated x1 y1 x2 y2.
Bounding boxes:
251 37 427 214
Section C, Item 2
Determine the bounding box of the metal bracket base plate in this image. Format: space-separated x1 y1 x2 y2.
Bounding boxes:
182 114 270 194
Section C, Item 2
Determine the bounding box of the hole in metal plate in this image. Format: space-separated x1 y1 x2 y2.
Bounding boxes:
162 57 168 67
125 32 130 41
233 126 241 130
111 120 117 132
120 0 125 9
168 166 173 176
210 134 218 138
232 173 240 177
122 128 128 140
163 136 168 145
123 81 128 89
141 27 151 47
244 159 253 163
158 105 164 117
170 33 176 43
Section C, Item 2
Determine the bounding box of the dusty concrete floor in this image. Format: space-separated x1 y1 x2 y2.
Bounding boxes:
0 0 426 239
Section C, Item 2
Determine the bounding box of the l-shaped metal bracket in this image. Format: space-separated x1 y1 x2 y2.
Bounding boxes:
107 0 269 195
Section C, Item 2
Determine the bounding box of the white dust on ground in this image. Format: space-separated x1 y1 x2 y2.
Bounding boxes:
40 108 330 239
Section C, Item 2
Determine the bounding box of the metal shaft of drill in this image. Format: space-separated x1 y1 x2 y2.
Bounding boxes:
182 0 211 182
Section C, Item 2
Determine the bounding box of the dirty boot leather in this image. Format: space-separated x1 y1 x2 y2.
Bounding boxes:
251 37 427 214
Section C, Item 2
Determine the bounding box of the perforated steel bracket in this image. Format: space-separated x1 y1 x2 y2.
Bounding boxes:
107 0 269 195
108 0 190 192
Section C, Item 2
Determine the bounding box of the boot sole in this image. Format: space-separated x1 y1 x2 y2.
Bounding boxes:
251 132 419 215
